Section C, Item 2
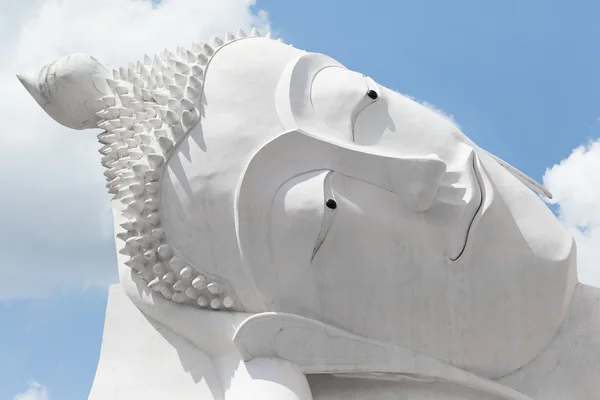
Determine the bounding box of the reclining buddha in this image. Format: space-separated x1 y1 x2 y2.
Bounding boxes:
18 28 600 399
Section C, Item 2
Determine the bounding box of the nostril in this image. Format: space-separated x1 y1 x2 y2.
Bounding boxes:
325 199 337 209
367 89 378 100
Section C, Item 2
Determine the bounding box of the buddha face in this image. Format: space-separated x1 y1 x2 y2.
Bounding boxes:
19 34 578 381
160 38 576 378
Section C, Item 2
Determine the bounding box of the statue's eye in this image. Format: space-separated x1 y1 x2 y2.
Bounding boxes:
325 199 337 209
277 52 382 144
313 171 337 261
353 84 393 146
309 67 372 142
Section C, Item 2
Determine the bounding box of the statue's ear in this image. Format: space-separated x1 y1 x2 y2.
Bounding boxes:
17 53 111 130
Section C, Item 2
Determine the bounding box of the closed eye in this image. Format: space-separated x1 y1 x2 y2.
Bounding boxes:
312 171 337 261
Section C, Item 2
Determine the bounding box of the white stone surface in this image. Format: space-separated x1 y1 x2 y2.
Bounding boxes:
20 28 597 399
89 284 223 400
498 283 600 399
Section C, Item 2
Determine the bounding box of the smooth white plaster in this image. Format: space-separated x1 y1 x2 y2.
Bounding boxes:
19 28 598 399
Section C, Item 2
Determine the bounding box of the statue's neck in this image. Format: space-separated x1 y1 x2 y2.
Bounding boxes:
498 283 600 399
92 281 600 400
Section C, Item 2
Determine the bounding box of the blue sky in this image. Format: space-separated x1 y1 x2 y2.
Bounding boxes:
2 1 600 399
0 294 106 399
260 0 600 172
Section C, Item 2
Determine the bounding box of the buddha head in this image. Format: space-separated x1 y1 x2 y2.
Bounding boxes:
19 28 576 379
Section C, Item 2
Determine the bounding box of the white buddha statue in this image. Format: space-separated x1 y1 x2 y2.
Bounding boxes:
19 28 600 400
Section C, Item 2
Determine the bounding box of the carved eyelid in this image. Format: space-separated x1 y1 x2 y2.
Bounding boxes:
351 75 380 142
362 75 379 100
311 171 337 261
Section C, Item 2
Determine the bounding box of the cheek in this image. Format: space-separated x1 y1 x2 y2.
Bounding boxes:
353 99 396 146
270 170 450 272
317 173 449 266
353 88 470 165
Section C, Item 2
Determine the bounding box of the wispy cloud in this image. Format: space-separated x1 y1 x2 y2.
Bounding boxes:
420 101 461 129
544 139 600 287
0 0 270 298
394 90 461 129
13 381 49 400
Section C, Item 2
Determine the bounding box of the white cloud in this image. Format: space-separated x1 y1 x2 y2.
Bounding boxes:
543 139 600 288
420 101 461 129
0 0 270 298
395 90 462 129
13 381 49 400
